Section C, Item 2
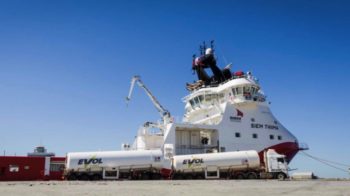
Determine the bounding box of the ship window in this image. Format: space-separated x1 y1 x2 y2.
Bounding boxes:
251 118 255 122
252 86 260 95
232 88 237 95
243 86 252 99
219 93 225 103
235 132 241 138
244 86 250 94
251 87 256 95
205 94 217 102
236 87 243 95
194 96 200 105
189 99 195 107
191 95 204 108
278 135 282 140
269 135 274 140
205 94 211 102
252 133 258 139
9 165 19 172
199 95 204 102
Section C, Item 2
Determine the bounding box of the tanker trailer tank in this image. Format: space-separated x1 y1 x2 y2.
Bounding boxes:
171 150 260 179
169 149 289 180
65 150 162 180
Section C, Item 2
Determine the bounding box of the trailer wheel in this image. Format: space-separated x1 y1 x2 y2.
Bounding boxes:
277 173 286 180
91 174 102 181
141 172 150 180
173 173 183 180
228 172 235 179
130 171 141 180
195 174 204 179
235 173 245 180
78 174 90 181
151 173 162 180
247 172 257 180
184 174 193 180
67 174 77 181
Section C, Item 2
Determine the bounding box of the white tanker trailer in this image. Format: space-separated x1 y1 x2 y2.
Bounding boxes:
64 148 288 180
64 150 163 180
166 149 289 180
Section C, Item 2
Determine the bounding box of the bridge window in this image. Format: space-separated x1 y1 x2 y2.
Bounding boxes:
252 86 260 95
189 99 195 107
189 95 204 108
232 86 260 100
205 94 217 102
236 87 243 95
243 86 252 100
195 95 204 105
244 86 250 94
200 93 225 104
278 135 282 140
269 135 274 140
219 93 225 103
251 86 256 95
232 87 243 95
232 88 236 95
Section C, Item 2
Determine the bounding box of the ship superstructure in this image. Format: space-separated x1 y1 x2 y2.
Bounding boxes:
126 43 304 164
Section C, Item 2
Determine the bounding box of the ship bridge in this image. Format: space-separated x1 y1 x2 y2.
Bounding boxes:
217 74 266 104
183 72 267 124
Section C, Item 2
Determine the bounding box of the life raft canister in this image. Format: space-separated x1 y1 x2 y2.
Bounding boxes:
234 71 244 76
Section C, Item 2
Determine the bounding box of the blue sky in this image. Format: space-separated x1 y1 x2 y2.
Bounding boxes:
0 0 349 178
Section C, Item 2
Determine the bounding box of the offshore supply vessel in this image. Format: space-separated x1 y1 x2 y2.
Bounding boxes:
127 42 304 160
64 42 307 180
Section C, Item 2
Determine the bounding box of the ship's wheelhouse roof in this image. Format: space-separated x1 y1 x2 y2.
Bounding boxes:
183 77 260 102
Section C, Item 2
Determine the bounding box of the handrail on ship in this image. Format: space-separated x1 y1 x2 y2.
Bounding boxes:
185 72 259 93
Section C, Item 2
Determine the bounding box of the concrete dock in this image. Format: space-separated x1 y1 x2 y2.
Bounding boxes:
1 180 349 196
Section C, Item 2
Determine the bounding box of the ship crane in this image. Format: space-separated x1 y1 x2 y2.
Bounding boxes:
126 75 171 128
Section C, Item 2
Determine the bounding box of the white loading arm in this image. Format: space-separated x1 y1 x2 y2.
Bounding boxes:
126 76 171 124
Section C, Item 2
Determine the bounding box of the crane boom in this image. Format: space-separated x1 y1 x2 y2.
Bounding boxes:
126 76 170 120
